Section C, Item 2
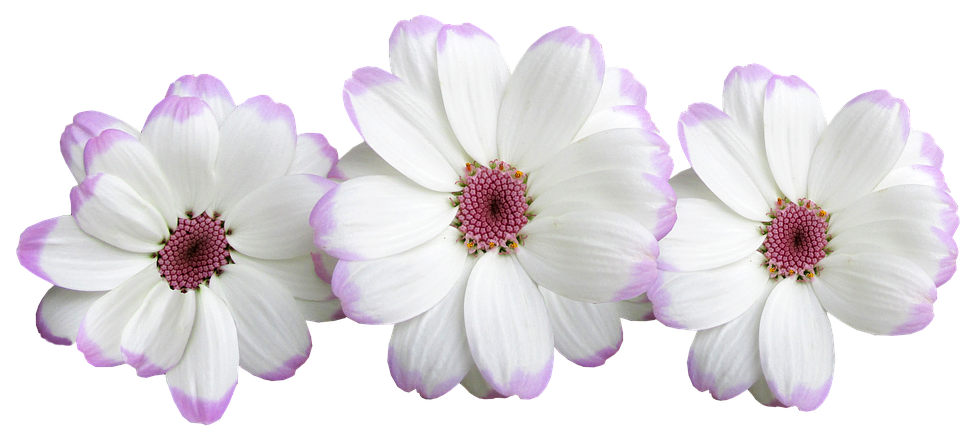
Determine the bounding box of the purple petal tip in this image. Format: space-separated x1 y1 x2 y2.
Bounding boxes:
389 15 444 46
170 382 237 425
573 334 622 367
17 218 58 284
36 301 72 346
723 64 774 88
531 27 604 81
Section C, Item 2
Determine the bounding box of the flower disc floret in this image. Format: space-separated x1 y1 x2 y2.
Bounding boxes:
760 198 831 281
453 160 533 254
158 213 230 291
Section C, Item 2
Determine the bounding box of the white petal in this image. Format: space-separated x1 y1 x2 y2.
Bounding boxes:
464 252 554 399
295 298 344 323
70 173 167 253
344 67 465 192
312 175 457 261
61 111 140 183
460 364 505 399
83 129 179 227
721 64 775 147
688 282 772 400
140 96 219 215
214 95 298 212
497 27 604 171
165 287 238 425
388 257 474 398
807 91 909 211
874 164 949 193
593 67 648 113
231 252 334 302
437 23 510 164
748 374 787 408
541 288 622 367
669 168 721 202
17 216 154 291
76 266 160 366
678 103 779 221
759 279 834 411
225 174 335 260
615 293 655 322
36 286 107 346
389 16 447 120
330 142 405 180
892 130 943 169
516 209 659 303
289 133 339 178
165 74 236 125
211 263 310 381
332 228 467 324
829 184 958 236
763 75 826 200
657 197 765 272
574 105 657 141
649 252 771 330
813 252 937 335
120 283 196 377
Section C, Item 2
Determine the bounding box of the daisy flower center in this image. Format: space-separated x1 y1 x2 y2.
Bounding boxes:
453 160 533 255
760 198 832 281
157 213 230 291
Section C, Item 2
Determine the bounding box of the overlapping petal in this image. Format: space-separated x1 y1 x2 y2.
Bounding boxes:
657 198 765 272
61 111 140 183
36 286 106 346
289 133 339 177
166 74 236 125
763 75 825 200
542 288 622 367
120 283 195 377
70 173 167 253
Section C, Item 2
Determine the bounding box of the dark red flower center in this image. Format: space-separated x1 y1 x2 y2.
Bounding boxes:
761 198 831 281
157 213 230 291
454 160 532 254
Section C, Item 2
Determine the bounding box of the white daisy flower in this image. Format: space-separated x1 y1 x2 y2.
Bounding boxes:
649 64 957 410
18 75 343 424
313 16 675 399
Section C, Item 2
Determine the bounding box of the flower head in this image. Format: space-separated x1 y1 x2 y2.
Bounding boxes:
650 64 957 410
18 74 344 424
313 16 674 399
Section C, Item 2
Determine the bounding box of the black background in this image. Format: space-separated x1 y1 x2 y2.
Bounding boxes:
15 8 957 433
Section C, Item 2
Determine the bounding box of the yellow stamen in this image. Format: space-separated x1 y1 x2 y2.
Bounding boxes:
819 210 826 217
515 170 523 178
489 242 496 248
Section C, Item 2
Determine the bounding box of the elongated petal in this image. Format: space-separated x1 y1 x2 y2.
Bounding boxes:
807 90 909 211
813 252 937 335
231 252 334 302
517 209 659 303
460 364 505 399
679 103 779 221
140 95 219 214
542 288 622 367
437 23 510 164
83 129 179 227
829 184 958 237
214 95 297 212
36 286 107 345
166 288 238 425
465 252 554 399
295 298 344 323
763 75 825 200
615 293 655 322
18 216 154 291
120 283 196 377
166 74 236 125
344 67 465 191
389 16 447 119
574 105 657 141
688 282 772 400
76 266 161 366
226 174 335 260
649 252 771 330
389 258 474 398
312 175 457 261
333 228 467 324
658 197 765 272
759 279 834 411
670 168 721 202
61 111 140 183
593 67 648 113
498 27 604 171
70 173 167 253
290 133 339 177
749 374 787 408
722 64 774 147
875 164 948 193
891 130 943 169
331 142 404 180
211 264 310 381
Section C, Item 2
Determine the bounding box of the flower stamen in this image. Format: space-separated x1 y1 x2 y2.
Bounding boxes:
759 198 830 282
453 160 532 255
157 213 231 291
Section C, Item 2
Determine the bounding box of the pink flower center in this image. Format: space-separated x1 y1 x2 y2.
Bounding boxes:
454 160 532 254
158 213 230 291
760 198 831 281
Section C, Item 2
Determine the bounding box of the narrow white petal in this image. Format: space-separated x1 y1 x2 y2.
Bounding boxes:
464 252 554 399
332 228 467 324
759 279 834 411
721 64 775 147
498 27 604 171
874 164 948 193
829 184 958 236
437 23 510 164
61 111 140 183
389 16 447 120
18 216 154 292
211 264 310 381
574 67 655 139
331 142 405 180
214 96 298 212
542 288 622 367
225 174 335 260
36 286 107 345
813 252 937 335
658 197 765 272
670 168 721 202
807 91 909 211
165 287 238 425
891 130 943 169
516 209 659 303
389 257 474 398
289 133 339 178
460 364 505 399
165 74 236 125
70 173 167 253
574 105 657 141
312 175 457 261
120 283 196 377
615 293 655 322
763 75 826 200
649 252 771 330
231 252 334 302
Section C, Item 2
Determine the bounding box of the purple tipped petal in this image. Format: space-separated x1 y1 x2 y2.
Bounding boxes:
170 382 236 425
